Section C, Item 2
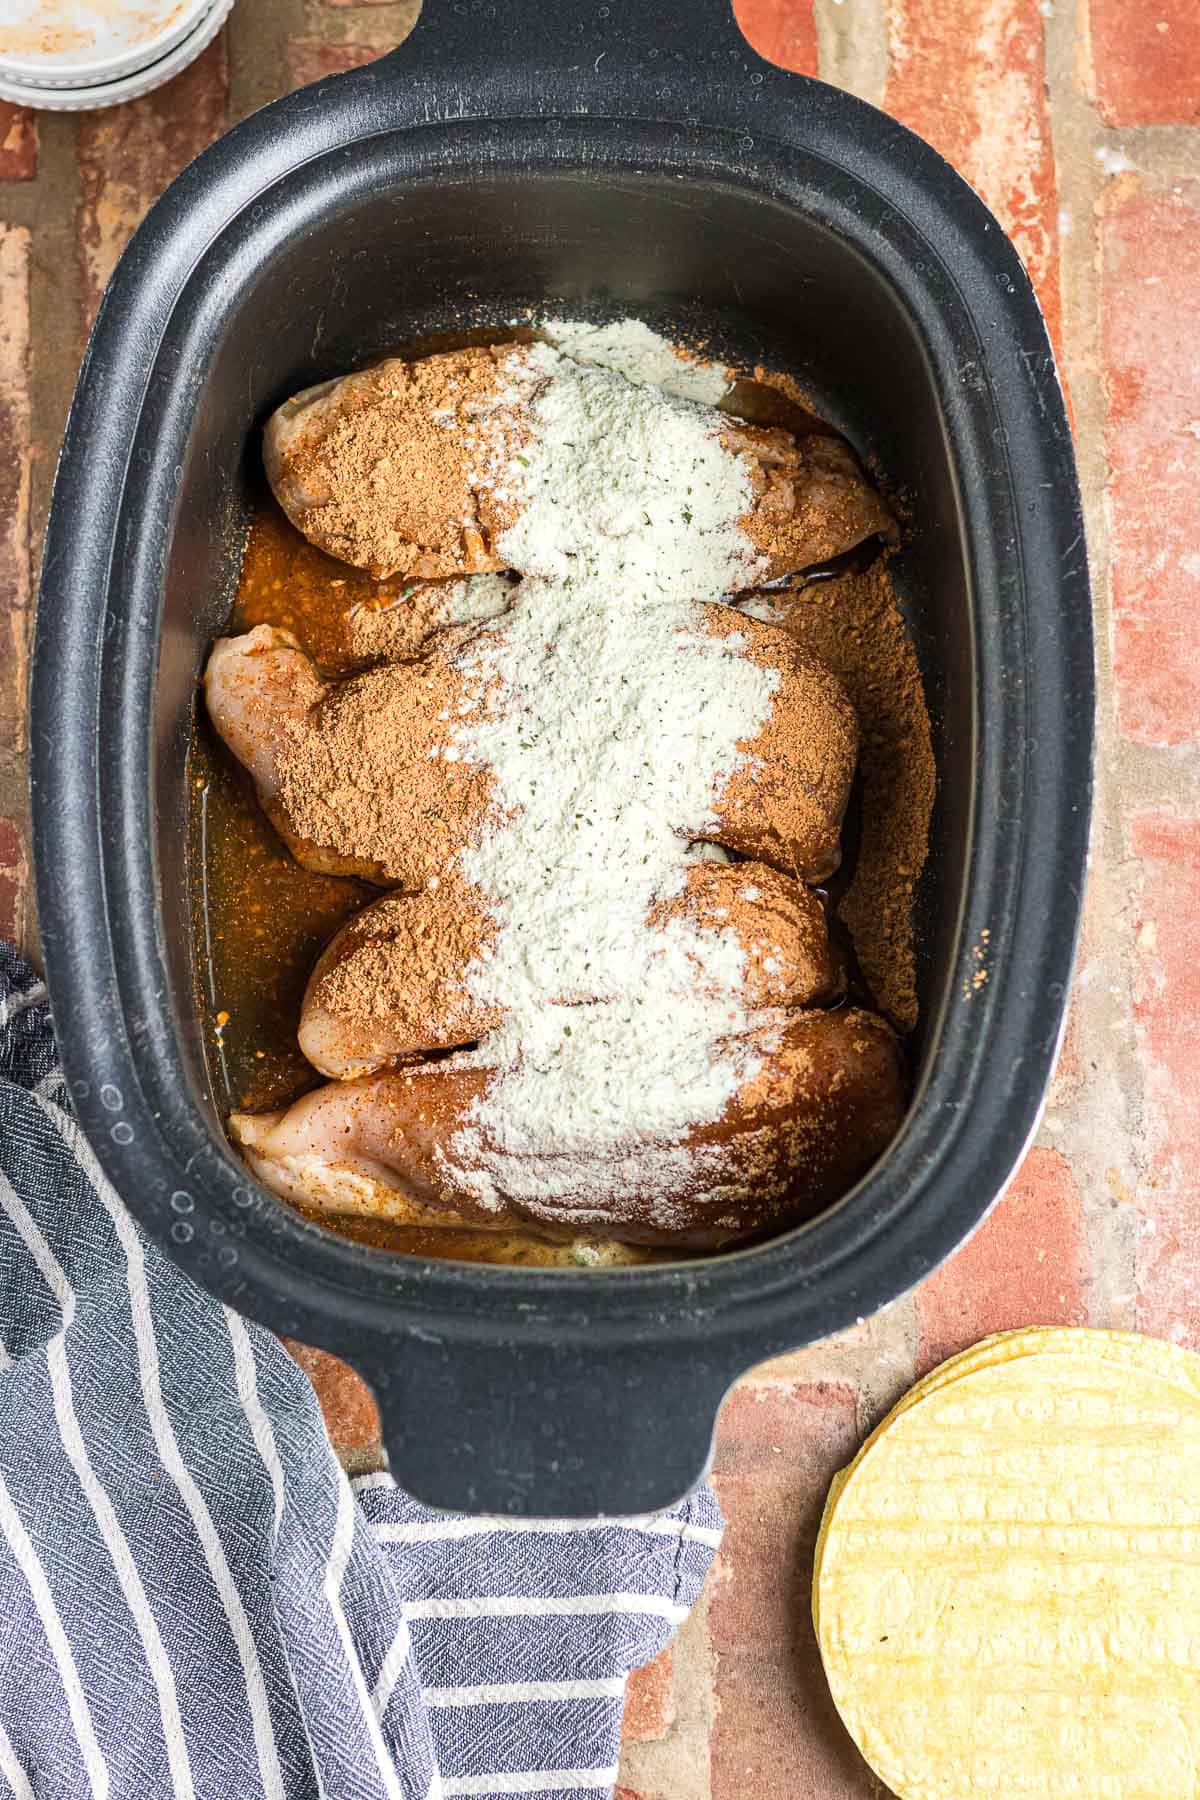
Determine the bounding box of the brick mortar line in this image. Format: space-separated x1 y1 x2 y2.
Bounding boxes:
301 0 420 55
738 1292 918 1439
228 0 306 120
1103 740 1200 797
1040 1 1144 1327
27 119 84 555
1087 122 1200 169
814 0 888 106
0 181 48 230
619 1588 715 1800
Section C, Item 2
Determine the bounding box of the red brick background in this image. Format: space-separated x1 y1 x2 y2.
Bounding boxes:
0 1 1196 1794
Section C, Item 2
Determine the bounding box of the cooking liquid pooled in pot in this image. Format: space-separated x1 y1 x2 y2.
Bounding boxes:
189 328 934 1266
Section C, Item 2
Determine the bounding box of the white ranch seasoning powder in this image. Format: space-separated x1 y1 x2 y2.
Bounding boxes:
444 334 778 1219
541 317 730 405
436 571 515 626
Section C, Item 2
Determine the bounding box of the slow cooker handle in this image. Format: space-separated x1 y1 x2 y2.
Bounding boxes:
381 0 756 79
364 1330 733 1517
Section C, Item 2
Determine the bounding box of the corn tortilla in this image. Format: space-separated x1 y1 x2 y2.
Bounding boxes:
814 1329 1200 1799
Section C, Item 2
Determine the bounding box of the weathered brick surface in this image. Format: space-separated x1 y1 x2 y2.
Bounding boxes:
1130 814 1200 1349
0 817 25 946
710 1382 872 1797
0 225 30 763
915 1148 1087 1373
0 104 36 182
1102 181 1200 748
0 3 1187 1792
1086 0 1200 126
281 1339 383 1470
622 1647 675 1744
884 0 1061 352
733 0 818 74
76 38 230 331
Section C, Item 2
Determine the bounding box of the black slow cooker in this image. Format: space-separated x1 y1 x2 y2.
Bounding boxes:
31 0 1093 1515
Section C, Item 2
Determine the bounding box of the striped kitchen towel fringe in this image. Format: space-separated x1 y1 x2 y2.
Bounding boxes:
0 942 721 1800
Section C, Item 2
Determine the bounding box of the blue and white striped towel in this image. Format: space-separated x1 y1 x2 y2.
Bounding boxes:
0 943 721 1800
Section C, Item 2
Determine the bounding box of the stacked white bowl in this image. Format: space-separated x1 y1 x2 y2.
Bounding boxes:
0 0 236 110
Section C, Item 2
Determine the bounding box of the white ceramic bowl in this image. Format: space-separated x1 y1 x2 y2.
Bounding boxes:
0 0 235 109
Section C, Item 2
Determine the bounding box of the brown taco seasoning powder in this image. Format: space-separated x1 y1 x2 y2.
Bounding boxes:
307 881 501 1066
740 556 935 1031
271 646 498 888
267 348 529 580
